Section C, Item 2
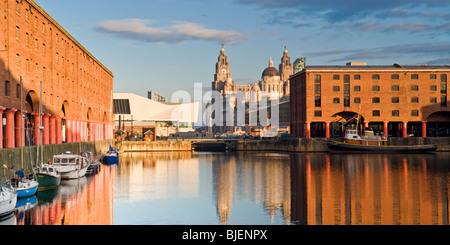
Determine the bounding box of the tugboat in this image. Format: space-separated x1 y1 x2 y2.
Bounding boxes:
327 127 438 153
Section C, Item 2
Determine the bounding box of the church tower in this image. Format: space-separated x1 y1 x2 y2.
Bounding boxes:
213 46 232 91
279 47 293 83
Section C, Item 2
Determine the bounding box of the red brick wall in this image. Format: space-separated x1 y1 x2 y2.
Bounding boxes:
0 0 113 123
290 67 450 137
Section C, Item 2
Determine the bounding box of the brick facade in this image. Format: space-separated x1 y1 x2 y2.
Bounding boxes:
290 64 450 138
0 0 114 148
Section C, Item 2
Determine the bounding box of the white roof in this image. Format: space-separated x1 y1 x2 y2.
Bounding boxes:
113 93 200 123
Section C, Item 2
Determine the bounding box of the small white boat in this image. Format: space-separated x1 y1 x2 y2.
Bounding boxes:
9 173 39 198
52 152 90 180
0 183 17 217
81 152 101 175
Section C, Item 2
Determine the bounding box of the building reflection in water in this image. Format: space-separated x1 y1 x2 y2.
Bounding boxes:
291 153 450 225
117 151 198 202
9 151 450 225
212 152 291 225
13 164 115 225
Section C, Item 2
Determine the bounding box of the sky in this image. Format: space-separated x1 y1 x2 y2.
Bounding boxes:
34 0 450 100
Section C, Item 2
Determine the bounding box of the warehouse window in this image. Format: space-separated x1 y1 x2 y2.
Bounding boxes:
372 85 380 91
392 97 399 103
392 85 399 91
5 81 10 97
392 110 399 117
372 110 380 117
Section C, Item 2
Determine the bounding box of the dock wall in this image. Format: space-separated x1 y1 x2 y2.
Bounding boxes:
235 137 450 152
119 141 192 152
234 138 330 152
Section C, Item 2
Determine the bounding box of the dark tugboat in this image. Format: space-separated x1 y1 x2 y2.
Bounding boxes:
327 127 438 153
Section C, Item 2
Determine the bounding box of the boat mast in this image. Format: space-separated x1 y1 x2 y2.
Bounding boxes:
40 81 43 165
20 76 23 170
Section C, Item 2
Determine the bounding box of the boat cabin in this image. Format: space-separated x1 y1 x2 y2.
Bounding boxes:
344 127 387 146
53 152 87 167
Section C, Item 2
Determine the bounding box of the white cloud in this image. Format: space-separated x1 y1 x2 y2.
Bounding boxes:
96 18 247 45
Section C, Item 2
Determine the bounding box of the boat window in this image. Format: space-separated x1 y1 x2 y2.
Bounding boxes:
69 158 76 163
49 168 54 172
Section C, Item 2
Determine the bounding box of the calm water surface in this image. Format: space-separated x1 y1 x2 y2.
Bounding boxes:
3 151 450 225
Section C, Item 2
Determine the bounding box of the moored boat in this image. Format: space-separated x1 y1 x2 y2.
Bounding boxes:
52 152 90 180
102 146 119 165
81 152 101 174
35 162 61 190
327 127 438 153
10 170 39 198
0 182 17 217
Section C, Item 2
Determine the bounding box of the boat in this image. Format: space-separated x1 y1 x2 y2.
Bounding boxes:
52 152 90 180
102 146 119 165
33 82 61 190
0 181 17 217
7 80 40 197
10 170 39 198
327 127 438 153
81 152 101 175
35 162 61 190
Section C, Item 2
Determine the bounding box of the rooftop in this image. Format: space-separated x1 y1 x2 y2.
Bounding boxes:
291 63 450 78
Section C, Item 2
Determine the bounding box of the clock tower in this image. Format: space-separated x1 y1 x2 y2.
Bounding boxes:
213 46 232 91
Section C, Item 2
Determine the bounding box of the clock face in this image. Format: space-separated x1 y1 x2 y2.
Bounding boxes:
221 69 227 75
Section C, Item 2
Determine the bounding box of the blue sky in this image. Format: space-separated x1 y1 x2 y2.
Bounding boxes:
35 0 450 99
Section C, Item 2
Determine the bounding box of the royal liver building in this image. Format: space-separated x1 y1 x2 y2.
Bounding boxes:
210 47 303 135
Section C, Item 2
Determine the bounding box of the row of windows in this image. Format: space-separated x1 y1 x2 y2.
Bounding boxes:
314 110 421 117
4 79 62 106
329 74 447 81
315 96 447 106
323 84 446 93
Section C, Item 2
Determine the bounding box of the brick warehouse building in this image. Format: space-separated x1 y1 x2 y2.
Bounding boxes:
290 62 450 138
0 0 114 148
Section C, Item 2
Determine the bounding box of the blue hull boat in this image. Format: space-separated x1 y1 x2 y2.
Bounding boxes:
104 155 119 165
103 145 119 165
11 172 39 199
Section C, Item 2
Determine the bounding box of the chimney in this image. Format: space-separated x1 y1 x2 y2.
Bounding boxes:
346 62 367 66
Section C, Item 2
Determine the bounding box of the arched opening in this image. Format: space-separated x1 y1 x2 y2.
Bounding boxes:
25 90 39 113
61 101 70 142
24 91 40 145
87 108 93 121
329 111 365 137
61 100 70 118
426 111 450 137
87 108 93 140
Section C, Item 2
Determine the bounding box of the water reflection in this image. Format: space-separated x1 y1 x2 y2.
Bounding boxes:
291 153 450 225
5 151 450 225
11 164 115 225
115 151 450 225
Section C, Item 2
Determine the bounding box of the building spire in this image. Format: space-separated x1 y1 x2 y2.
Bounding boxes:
269 57 273 67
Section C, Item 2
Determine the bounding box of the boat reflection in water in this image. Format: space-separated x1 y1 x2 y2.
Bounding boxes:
6 151 450 225
12 164 115 225
116 151 450 225
291 153 450 225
